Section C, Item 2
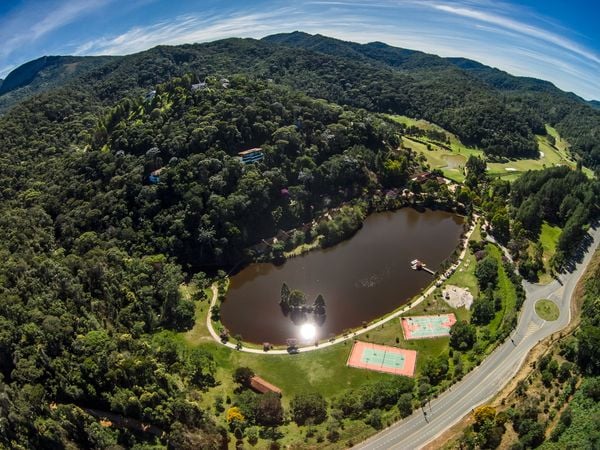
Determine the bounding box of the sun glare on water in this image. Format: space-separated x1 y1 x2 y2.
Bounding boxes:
299 323 317 340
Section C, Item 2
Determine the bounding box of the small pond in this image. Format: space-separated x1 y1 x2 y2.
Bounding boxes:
220 208 464 344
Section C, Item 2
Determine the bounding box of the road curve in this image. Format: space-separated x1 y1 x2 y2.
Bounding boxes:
355 226 600 450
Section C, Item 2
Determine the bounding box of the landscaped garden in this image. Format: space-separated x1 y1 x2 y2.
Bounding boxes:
389 116 594 183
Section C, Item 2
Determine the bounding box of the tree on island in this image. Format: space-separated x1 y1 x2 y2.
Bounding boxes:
313 294 326 315
280 282 290 307
289 289 306 309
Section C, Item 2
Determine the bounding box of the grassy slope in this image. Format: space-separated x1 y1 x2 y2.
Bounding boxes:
486 245 517 336
538 222 562 283
391 115 594 182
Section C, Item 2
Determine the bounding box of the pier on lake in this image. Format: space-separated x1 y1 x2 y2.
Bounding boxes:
410 259 435 275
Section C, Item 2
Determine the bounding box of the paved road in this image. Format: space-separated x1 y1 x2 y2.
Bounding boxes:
356 226 600 450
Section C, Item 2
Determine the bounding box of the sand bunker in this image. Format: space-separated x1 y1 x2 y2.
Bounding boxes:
442 285 473 310
505 167 517 172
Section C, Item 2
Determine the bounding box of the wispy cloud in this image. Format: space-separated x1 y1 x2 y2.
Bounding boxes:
73 8 300 56
1 0 598 99
0 0 113 60
430 2 600 65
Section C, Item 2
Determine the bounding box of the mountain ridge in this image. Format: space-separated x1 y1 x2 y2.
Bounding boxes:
0 54 117 113
1 31 599 168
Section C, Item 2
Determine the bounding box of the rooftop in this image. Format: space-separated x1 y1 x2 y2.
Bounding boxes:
238 147 263 156
249 376 282 395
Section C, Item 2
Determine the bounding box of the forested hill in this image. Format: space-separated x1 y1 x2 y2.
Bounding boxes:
0 54 116 113
2 33 599 167
263 32 600 170
0 59 421 445
1 33 599 168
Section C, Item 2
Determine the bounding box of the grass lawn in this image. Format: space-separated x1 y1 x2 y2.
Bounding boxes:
546 124 571 155
539 222 561 256
444 246 479 299
284 235 322 258
486 245 517 336
438 221 482 311
391 115 593 182
535 299 560 321
537 222 561 283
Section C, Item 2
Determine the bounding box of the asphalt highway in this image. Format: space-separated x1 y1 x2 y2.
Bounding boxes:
356 226 600 450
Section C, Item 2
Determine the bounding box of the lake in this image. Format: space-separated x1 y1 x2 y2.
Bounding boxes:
220 208 464 344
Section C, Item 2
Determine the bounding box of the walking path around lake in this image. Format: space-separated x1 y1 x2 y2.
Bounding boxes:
354 225 600 450
205 215 479 354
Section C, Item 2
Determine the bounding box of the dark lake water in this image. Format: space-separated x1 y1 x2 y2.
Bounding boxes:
221 208 464 344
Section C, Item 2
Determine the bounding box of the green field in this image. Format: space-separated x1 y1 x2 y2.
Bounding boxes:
390 115 593 182
538 222 562 283
535 299 560 321
486 245 518 336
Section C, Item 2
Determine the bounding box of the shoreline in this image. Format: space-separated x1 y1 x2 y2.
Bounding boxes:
205 214 479 354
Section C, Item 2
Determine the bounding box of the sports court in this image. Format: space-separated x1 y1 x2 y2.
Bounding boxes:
401 313 457 339
347 341 416 376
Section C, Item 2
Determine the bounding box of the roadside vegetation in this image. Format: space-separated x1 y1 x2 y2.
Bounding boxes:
446 249 600 450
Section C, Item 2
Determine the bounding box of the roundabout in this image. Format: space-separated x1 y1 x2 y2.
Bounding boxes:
535 299 560 321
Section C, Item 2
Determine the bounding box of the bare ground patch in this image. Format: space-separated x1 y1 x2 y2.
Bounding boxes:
442 284 473 310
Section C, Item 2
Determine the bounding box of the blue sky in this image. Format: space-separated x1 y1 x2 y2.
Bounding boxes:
1 0 599 99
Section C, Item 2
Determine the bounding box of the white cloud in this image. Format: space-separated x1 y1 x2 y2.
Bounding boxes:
74 8 301 56
0 0 114 59
431 2 600 65
2 0 598 99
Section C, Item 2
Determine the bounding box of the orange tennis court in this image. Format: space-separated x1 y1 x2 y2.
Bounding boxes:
401 313 457 340
347 341 417 376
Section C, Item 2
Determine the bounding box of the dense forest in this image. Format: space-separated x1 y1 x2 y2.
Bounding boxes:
507 167 599 276
0 32 598 448
0 60 418 446
2 33 600 168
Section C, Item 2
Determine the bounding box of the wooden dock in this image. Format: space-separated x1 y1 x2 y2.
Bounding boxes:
411 259 435 275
